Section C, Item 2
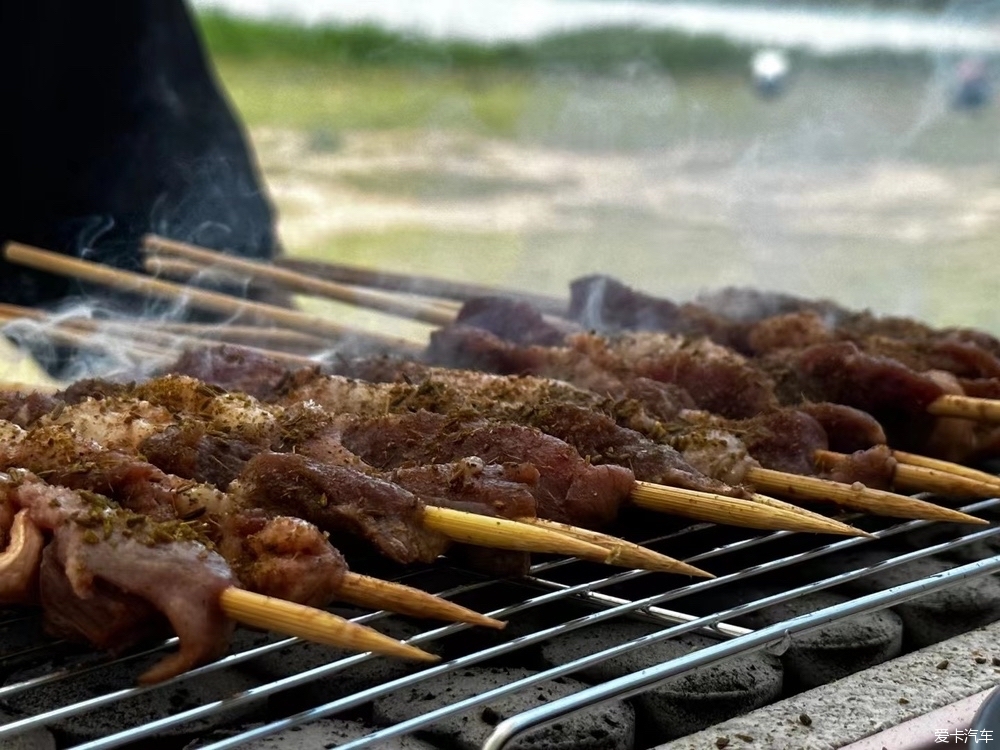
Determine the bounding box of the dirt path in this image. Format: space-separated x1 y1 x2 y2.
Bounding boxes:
253 124 1000 330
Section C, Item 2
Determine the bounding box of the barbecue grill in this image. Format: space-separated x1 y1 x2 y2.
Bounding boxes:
2 492 998 750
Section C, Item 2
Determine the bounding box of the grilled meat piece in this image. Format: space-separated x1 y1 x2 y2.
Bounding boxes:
216 511 348 609
284 367 738 498
234 452 451 565
455 296 579 346
339 411 635 529
3 472 237 684
428 324 778 420
0 389 61 428
570 274 742 348
141 422 266 491
795 402 887 454
759 341 948 453
167 344 300 401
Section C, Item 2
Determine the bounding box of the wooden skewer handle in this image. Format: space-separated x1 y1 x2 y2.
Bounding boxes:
928 394 1000 423
143 235 458 327
3 242 423 356
746 466 986 524
892 449 1000 490
629 481 864 536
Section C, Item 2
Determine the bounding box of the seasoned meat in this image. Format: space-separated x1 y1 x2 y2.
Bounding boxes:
340 411 635 529
10 473 237 684
216 511 348 609
797 402 887 453
167 344 302 400
234 452 450 565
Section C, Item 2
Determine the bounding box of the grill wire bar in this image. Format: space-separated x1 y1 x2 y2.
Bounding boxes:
0 497 997 750
484 553 1000 750
275 526 1000 750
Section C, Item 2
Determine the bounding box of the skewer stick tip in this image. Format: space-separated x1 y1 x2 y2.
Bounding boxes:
219 588 438 662
519 517 713 577
337 572 505 629
746 492 875 538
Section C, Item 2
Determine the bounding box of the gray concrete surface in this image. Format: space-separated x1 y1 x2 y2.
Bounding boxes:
654 619 1000 750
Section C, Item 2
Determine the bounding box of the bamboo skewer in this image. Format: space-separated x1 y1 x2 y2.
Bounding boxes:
336 572 505 629
142 235 459 327
0 300 331 356
145 256 268 290
421 506 609 560
928 394 1000 423
814 449 1000 499
517 517 713 577
891 449 1000 490
0 304 319 369
142 234 566 315
139 238 1000 432
745 466 987 524
218 588 437 663
2 316 171 364
2 242 424 356
886 462 999 498
152 321 329 353
147 255 465 321
629 482 868 536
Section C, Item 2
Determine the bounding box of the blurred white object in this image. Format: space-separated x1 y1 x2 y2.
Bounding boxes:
751 49 790 98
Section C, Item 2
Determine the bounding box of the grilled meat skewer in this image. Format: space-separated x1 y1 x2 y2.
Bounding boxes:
0 381 705 575
426 317 979 465
0 470 438 683
571 275 1000 379
0 416 505 626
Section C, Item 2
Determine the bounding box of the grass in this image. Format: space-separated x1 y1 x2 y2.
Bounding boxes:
200 10 774 141
214 62 542 136
196 11 755 74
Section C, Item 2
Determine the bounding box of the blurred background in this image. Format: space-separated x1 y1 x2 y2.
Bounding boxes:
189 0 1000 332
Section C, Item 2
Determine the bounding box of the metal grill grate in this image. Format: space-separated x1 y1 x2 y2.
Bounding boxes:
2 497 998 750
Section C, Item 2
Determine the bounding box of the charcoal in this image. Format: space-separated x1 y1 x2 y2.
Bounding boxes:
185 718 439 749
0 707 55 750
372 666 634 750
0 610 84 681
1 652 259 745
838 556 1000 648
243 609 437 716
733 590 903 688
538 621 782 744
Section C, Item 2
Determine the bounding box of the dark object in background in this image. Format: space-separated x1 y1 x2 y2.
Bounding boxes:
952 56 991 111
970 687 1000 743
0 0 279 309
